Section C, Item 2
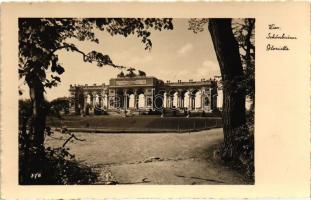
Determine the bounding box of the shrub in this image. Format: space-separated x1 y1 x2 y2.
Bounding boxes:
232 125 254 180
19 145 99 184
19 102 99 185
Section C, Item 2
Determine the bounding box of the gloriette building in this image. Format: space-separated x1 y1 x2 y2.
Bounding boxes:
68 75 219 115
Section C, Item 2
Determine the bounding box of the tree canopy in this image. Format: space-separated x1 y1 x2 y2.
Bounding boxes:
19 18 173 92
188 18 255 103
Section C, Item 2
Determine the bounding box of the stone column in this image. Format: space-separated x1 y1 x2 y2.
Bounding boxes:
108 96 113 109
89 94 95 114
88 94 92 107
98 95 102 108
93 95 97 107
170 95 174 108
151 88 155 110
102 92 107 109
208 88 212 111
133 91 138 109
178 95 183 109
124 91 128 110
165 93 169 108
107 96 110 109
83 94 88 114
191 95 195 110
106 95 109 109
201 93 205 109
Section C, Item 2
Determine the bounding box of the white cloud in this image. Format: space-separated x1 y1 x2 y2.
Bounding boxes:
177 43 194 55
197 60 221 78
112 49 153 67
202 60 216 67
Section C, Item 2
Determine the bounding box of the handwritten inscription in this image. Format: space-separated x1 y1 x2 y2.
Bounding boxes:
268 24 280 30
266 24 297 51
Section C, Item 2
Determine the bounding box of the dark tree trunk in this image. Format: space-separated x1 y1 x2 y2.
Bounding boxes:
25 73 47 183
27 75 46 150
246 19 255 109
208 19 247 160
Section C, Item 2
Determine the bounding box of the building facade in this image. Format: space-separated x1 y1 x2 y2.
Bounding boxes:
69 75 219 115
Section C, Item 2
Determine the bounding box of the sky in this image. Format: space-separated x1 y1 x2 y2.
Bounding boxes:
19 18 220 101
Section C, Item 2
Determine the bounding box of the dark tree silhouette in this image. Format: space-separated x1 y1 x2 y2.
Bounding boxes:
49 97 70 117
189 18 254 162
208 19 247 160
232 19 255 109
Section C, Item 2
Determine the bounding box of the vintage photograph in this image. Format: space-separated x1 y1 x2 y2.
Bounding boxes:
18 18 255 185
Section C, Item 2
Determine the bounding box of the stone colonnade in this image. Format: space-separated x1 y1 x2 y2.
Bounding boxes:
108 88 154 111
163 88 213 111
70 89 214 115
107 88 213 111
82 92 108 114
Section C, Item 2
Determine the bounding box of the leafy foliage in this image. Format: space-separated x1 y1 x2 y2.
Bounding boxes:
94 18 173 50
18 99 97 184
19 137 99 184
221 124 254 181
49 97 70 117
19 18 173 89
232 19 255 103
188 18 209 33
188 18 255 105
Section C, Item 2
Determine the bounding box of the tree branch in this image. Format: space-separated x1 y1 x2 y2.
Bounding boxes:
51 44 124 69
62 133 86 147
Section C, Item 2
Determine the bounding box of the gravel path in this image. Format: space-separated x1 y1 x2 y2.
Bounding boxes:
45 128 249 185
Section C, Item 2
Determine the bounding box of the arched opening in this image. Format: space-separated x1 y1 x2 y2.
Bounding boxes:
95 94 100 107
195 90 202 109
102 94 108 109
138 94 145 108
163 92 167 108
154 92 164 111
173 92 178 108
146 97 152 107
77 93 84 114
179 90 188 109
84 93 93 115
129 94 135 108
115 90 124 109
184 91 190 109
204 96 209 107
86 94 92 105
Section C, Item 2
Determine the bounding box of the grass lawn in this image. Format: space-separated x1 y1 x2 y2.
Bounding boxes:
47 115 222 133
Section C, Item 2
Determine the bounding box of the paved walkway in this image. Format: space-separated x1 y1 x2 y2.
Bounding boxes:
45 128 248 185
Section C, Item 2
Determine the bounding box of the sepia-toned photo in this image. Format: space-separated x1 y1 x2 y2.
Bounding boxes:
18 18 255 185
